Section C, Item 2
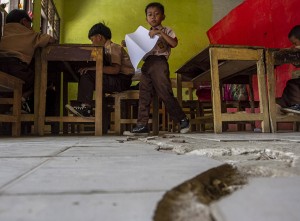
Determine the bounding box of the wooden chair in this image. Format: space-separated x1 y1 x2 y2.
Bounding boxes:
108 90 160 135
0 71 24 136
176 45 270 133
1 10 40 135
167 78 203 132
266 48 300 132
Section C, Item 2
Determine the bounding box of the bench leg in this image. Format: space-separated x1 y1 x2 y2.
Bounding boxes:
11 87 22 136
114 95 122 135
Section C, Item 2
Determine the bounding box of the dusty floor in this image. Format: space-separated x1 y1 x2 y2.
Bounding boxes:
122 132 300 221
136 133 300 178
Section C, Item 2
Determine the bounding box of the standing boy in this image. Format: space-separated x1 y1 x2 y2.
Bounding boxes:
0 9 55 112
278 25 300 114
65 22 134 117
131 2 190 135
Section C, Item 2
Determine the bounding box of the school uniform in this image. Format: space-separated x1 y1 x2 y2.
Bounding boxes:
278 77 300 107
137 26 186 125
0 23 51 94
77 39 134 105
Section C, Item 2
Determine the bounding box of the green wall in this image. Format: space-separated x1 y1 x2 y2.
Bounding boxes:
59 0 212 76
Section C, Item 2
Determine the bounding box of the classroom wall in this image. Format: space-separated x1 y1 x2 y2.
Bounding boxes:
59 0 213 76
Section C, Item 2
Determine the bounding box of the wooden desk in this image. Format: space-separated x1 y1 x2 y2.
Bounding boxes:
266 48 300 132
35 44 103 135
176 45 270 133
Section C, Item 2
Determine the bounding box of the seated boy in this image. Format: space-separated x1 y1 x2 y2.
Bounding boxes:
278 25 300 114
0 9 55 113
65 22 134 117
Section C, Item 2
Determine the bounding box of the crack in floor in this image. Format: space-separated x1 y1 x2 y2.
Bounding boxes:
123 134 300 221
153 164 246 221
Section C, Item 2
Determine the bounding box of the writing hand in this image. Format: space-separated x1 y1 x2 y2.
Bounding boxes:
78 67 95 75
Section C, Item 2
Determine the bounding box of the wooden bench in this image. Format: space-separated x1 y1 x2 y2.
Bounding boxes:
108 90 159 135
176 45 270 133
167 79 202 132
266 48 300 132
0 71 24 136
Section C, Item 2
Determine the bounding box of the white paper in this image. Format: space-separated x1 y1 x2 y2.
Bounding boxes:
125 26 159 70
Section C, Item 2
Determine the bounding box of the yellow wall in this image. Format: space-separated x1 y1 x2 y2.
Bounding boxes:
59 0 212 76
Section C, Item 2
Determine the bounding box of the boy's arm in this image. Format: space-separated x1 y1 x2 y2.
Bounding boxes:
103 63 121 74
78 63 121 75
149 29 178 48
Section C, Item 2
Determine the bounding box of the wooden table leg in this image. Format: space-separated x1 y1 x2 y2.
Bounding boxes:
177 74 183 107
63 75 69 134
94 48 103 136
257 50 270 133
37 49 48 136
266 50 277 133
152 94 159 135
210 48 222 133
34 49 41 135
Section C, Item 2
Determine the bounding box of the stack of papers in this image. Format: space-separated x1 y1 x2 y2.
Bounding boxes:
125 26 159 70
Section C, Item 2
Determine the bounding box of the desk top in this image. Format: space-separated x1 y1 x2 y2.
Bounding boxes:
43 44 103 61
268 48 300 66
175 45 261 83
175 47 210 79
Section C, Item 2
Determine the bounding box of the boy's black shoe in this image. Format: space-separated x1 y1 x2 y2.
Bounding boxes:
180 117 190 134
131 124 149 136
65 104 92 117
281 104 300 115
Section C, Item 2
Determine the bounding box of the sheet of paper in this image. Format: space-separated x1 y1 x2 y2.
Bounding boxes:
125 26 159 70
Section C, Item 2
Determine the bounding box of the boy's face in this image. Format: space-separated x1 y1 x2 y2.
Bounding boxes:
90 34 104 46
289 35 300 48
146 6 165 28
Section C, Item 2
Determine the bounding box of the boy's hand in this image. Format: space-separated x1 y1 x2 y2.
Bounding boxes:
149 29 161 38
78 67 95 75
49 36 57 44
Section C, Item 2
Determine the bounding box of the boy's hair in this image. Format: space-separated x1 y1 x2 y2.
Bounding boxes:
88 22 111 40
288 25 300 40
6 9 32 23
145 2 164 14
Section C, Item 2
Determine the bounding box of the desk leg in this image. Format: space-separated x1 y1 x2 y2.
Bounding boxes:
34 49 41 135
257 53 270 133
37 50 48 136
94 48 103 136
266 51 276 133
63 75 69 134
177 74 183 107
210 48 222 133
152 94 159 135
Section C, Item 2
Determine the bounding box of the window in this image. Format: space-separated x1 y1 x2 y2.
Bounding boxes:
0 0 59 40
41 0 60 40
0 0 10 12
